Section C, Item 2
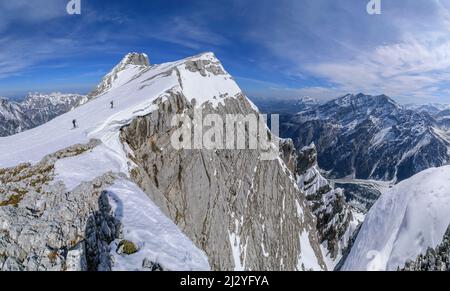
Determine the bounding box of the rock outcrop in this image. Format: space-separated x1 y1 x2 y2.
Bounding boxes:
0 141 120 271
296 144 359 268
89 53 150 97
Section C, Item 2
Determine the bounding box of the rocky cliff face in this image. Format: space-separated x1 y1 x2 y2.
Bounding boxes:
0 93 87 137
120 91 326 271
0 52 328 271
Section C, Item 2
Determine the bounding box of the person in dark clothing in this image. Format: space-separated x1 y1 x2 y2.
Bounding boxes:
110 101 114 109
72 119 77 129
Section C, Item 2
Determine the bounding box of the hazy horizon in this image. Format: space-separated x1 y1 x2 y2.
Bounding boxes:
1 0 450 104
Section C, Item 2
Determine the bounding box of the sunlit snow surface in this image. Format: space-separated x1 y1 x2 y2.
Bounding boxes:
107 179 210 271
0 52 237 271
342 166 450 271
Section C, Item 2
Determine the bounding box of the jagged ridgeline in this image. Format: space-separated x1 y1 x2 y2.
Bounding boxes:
281 93 450 182
402 225 450 271
0 52 337 271
0 93 88 137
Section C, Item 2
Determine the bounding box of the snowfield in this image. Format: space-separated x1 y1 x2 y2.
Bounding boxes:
107 179 210 271
0 52 240 270
342 166 450 271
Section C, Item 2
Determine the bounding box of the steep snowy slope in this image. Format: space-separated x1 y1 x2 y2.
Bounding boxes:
0 52 326 271
0 93 87 137
342 166 450 271
253 96 318 115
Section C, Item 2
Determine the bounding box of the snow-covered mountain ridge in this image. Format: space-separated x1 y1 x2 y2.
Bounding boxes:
0 52 241 168
0 52 327 271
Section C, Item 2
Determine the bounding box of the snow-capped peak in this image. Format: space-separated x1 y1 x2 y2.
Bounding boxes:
90 52 151 97
24 92 84 102
0 51 242 168
333 93 400 109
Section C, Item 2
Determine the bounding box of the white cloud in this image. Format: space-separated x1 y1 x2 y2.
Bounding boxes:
0 0 65 31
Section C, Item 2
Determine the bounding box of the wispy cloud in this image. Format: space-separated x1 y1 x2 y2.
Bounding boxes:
0 0 65 31
150 17 229 49
2 0 450 102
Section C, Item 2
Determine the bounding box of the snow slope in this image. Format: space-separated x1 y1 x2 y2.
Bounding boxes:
0 52 240 270
0 52 240 169
342 166 450 271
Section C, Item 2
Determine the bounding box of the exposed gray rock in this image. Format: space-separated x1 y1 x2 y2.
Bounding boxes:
142 258 164 271
0 93 87 137
296 144 354 261
185 56 226 77
120 89 326 271
0 52 328 272
401 225 450 271
89 53 150 97
66 242 87 271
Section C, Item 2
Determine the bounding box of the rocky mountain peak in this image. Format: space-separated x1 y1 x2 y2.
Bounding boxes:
119 52 150 68
297 143 318 174
295 142 358 267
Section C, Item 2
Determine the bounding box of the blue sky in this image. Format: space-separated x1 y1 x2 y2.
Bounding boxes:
1 0 450 103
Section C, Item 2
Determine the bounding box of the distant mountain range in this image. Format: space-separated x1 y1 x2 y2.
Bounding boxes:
0 52 336 271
